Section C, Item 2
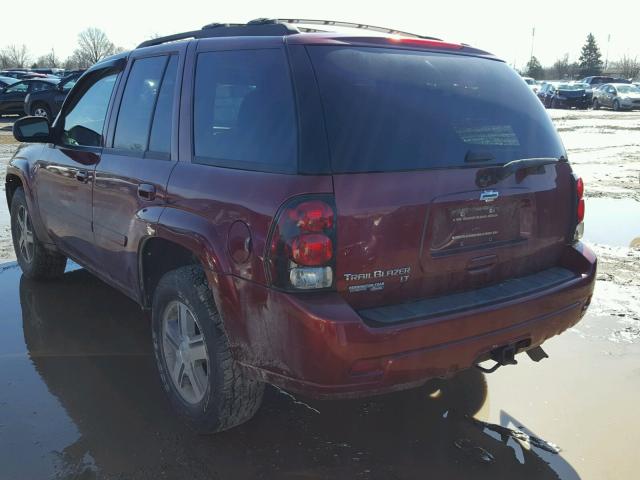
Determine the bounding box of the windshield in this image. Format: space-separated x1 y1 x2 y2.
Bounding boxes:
556 83 582 90
308 46 564 173
617 85 640 94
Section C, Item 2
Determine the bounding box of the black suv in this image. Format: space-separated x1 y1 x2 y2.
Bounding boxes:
24 73 82 120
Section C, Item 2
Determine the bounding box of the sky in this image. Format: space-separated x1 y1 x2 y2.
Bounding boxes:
2 0 639 70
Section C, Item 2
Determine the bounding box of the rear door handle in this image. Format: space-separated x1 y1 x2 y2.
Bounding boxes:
75 170 89 183
137 183 156 201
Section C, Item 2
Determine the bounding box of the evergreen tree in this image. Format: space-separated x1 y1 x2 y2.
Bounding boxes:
525 56 544 79
578 33 603 76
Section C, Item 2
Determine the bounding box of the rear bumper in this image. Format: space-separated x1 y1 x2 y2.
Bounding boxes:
213 243 596 399
556 97 591 108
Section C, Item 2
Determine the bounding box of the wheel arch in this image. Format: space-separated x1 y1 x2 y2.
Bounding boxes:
137 207 232 310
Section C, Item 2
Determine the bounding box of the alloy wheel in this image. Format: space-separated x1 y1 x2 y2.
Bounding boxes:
16 205 35 264
33 107 48 119
161 300 210 404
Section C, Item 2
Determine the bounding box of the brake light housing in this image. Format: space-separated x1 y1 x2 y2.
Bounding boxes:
266 195 336 291
573 175 585 241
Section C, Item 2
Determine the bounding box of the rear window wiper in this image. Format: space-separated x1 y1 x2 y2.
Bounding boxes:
475 157 564 188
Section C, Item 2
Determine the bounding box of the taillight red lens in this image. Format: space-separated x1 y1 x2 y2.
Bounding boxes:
287 200 334 232
576 177 584 199
290 234 333 266
577 198 585 223
266 196 337 290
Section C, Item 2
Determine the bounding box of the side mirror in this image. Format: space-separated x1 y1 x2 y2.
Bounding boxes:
13 116 52 143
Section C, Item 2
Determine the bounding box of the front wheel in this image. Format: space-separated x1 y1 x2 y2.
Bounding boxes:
31 104 51 121
10 188 67 279
593 98 600 110
613 100 621 111
152 265 264 433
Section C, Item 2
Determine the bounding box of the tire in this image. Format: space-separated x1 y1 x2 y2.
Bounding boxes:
551 98 560 109
593 98 600 110
31 103 51 121
151 265 264 433
10 188 67 280
613 100 621 111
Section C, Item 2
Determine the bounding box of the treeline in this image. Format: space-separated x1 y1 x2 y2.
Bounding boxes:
0 27 124 70
522 33 640 81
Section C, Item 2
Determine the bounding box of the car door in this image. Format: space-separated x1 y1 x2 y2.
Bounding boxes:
34 62 122 268
0 81 29 113
603 85 615 107
92 48 183 295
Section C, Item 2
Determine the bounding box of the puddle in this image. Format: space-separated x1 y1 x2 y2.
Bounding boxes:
583 197 640 248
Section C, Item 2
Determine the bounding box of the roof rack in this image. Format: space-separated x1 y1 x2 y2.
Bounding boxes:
275 19 441 40
137 18 439 49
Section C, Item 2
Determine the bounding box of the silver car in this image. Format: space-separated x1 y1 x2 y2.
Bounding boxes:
592 83 640 111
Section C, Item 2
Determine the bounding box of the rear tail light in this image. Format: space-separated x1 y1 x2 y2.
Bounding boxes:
573 175 585 241
266 195 336 291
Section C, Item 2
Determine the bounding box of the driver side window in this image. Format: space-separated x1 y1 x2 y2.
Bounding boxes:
5 82 28 93
61 73 117 147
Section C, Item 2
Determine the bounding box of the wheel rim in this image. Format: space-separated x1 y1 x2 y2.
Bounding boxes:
161 300 209 404
614 101 619 111
33 107 48 119
16 205 35 264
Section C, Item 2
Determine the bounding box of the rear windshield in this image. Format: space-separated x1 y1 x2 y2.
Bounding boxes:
308 46 565 173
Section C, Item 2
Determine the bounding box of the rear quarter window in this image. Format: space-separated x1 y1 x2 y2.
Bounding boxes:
192 49 297 173
307 46 565 173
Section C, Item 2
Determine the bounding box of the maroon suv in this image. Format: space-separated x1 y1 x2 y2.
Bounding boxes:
7 19 596 433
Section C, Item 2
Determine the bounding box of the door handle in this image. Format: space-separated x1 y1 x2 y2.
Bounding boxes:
137 183 156 201
75 170 89 183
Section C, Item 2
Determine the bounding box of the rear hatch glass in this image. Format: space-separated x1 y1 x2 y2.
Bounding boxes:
307 46 571 311
307 46 563 173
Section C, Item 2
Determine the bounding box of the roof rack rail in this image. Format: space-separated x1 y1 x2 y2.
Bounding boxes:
137 19 299 48
275 19 441 41
137 18 440 49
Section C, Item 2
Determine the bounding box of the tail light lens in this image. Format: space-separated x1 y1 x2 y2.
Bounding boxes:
573 175 585 241
266 195 336 290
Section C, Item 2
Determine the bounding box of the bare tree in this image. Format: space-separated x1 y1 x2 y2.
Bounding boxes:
72 27 118 68
552 54 571 79
0 44 31 68
35 49 60 68
610 55 640 81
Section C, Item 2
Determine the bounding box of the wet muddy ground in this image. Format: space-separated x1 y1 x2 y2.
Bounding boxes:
0 111 639 479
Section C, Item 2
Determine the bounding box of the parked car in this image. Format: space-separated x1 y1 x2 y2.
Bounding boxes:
24 73 82 120
581 75 630 86
6 19 595 433
0 70 51 80
521 76 539 93
0 76 18 88
592 83 640 111
30 68 65 76
0 78 59 117
537 81 591 109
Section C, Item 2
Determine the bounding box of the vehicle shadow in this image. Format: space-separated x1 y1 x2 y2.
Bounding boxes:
18 270 580 479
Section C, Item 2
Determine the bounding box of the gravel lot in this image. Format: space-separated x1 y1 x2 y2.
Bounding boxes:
0 110 639 480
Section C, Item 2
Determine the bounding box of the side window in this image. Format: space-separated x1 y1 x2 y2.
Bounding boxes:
30 82 52 93
62 73 118 147
113 56 167 153
148 55 178 155
62 78 77 92
5 82 28 93
193 49 297 172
